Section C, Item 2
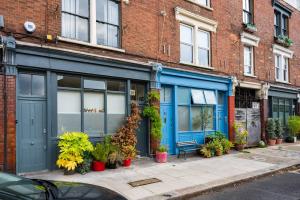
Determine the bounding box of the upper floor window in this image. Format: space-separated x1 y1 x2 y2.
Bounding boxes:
275 54 289 83
61 0 120 48
273 0 292 38
244 46 254 76
243 0 253 24
186 0 210 7
180 24 193 64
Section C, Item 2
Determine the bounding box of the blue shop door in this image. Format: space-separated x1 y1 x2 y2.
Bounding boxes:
160 86 175 154
217 92 228 137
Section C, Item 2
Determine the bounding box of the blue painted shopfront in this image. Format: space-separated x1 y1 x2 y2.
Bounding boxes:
159 68 232 155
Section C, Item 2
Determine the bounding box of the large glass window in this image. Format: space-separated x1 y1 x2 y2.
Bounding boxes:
131 82 146 103
61 0 89 42
271 97 294 126
57 75 127 136
19 73 45 96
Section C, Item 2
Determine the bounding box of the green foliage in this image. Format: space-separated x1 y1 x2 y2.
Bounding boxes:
92 137 113 162
157 145 168 153
147 90 160 102
143 104 162 140
221 138 234 153
258 140 266 148
288 116 300 137
274 119 283 139
200 146 212 158
56 132 94 171
211 139 223 152
76 152 92 174
266 118 276 139
233 122 248 145
278 35 293 47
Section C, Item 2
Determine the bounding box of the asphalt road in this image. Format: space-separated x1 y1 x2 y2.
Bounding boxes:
190 171 300 200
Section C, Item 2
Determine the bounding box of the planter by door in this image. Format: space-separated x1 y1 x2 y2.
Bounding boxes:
268 139 276 146
92 161 106 171
156 152 167 163
123 159 131 167
276 138 283 144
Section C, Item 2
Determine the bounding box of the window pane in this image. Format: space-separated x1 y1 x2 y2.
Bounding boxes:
196 0 209 6
57 75 81 88
62 0 75 13
180 25 193 44
84 92 105 137
76 0 89 17
84 79 106 90
191 89 205 104
180 44 193 63
198 48 209 67
108 0 119 25
107 80 125 91
161 87 172 103
192 107 202 131
57 90 81 135
203 106 214 130
76 17 89 42
96 0 107 22
97 23 107 46
131 82 146 102
107 25 119 48
177 87 190 104
107 94 126 134
178 106 189 131
218 92 225 105
204 90 217 105
32 75 45 96
62 13 76 39
198 31 209 48
19 74 31 95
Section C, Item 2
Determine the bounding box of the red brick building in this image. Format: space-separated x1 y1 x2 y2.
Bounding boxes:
0 0 299 173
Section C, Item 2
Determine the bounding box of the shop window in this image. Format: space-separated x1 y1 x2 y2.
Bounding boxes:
19 73 45 96
107 80 125 92
84 79 106 90
191 107 202 131
271 97 294 126
57 90 81 135
58 75 81 88
84 92 105 137
191 89 206 104
178 106 190 131
61 0 89 42
107 93 126 134
218 92 225 105
131 82 146 102
204 90 216 104
178 87 190 104
160 86 172 104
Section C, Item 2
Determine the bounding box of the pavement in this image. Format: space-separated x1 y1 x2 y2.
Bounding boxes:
26 143 300 200
190 169 300 200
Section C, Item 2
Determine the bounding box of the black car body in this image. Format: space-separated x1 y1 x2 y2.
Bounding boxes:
0 172 127 200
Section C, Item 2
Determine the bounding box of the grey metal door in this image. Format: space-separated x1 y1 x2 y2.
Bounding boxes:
18 99 47 173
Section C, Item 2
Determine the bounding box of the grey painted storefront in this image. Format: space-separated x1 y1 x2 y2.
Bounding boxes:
15 45 152 173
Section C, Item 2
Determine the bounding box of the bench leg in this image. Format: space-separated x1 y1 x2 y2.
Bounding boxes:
184 151 187 160
177 150 180 158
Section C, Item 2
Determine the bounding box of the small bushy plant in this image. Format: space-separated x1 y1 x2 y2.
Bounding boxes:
221 138 234 154
157 145 168 153
266 118 276 139
233 122 248 145
274 119 283 139
288 116 300 137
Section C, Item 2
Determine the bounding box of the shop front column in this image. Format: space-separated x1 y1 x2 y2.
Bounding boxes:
260 83 270 142
228 77 238 142
297 94 300 116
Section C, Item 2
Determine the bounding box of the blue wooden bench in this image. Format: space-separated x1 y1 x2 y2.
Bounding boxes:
176 140 202 159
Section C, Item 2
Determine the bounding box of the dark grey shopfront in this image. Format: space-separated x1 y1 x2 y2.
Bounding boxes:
15 45 152 173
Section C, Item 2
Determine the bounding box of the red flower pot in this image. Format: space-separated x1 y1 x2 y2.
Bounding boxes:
156 151 167 163
276 138 283 144
123 159 131 167
268 139 276 146
92 161 106 171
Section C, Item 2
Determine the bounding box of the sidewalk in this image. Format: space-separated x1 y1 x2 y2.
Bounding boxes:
26 143 300 200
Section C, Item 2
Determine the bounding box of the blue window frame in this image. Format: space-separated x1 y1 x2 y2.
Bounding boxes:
177 87 216 132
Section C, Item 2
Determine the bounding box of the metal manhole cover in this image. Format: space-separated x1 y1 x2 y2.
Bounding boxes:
128 178 161 187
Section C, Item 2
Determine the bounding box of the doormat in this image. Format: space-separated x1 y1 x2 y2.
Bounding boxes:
128 178 161 187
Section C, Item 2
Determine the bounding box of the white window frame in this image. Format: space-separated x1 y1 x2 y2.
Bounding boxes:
180 24 194 64
275 54 289 83
244 46 254 76
185 0 211 9
243 0 252 24
60 0 123 51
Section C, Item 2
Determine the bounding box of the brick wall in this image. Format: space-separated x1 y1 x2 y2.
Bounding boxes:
0 0 299 87
0 75 16 172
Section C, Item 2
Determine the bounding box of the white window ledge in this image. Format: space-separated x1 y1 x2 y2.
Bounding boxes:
241 32 260 47
244 74 257 78
180 61 214 70
175 7 218 32
273 44 293 58
275 80 290 84
57 36 126 53
184 0 213 11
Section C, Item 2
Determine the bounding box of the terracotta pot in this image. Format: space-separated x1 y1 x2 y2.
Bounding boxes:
268 139 276 146
276 138 283 144
156 151 167 163
92 161 106 171
64 169 76 175
123 159 131 167
235 144 245 151
216 149 223 156
224 149 231 154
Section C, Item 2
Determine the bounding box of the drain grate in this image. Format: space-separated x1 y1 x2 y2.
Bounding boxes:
128 178 161 187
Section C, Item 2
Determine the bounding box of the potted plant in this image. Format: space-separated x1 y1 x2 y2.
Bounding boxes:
92 142 109 171
206 142 216 157
156 145 168 163
276 35 293 47
288 116 300 143
212 139 223 156
233 122 248 151
221 138 234 154
275 119 284 144
200 146 212 158
56 132 94 175
244 23 257 32
266 118 276 146
76 152 93 175
122 145 136 167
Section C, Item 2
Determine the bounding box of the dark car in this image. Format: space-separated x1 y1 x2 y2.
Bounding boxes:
0 172 127 200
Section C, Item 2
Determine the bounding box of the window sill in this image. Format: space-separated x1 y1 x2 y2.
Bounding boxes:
244 74 257 78
180 61 214 70
275 80 290 84
184 0 213 11
57 36 126 53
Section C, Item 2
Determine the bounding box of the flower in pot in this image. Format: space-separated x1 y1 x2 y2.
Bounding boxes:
212 139 223 156
200 146 212 158
121 145 136 167
92 142 109 171
206 142 216 157
156 145 168 163
275 119 284 144
56 132 94 175
221 138 234 154
266 118 276 146
288 116 300 143
233 122 248 151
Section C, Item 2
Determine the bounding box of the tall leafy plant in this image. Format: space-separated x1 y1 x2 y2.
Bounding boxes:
288 116 300 137
274 119 283 139
56 132 94 171
233 122 248 145
266 118 276 139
